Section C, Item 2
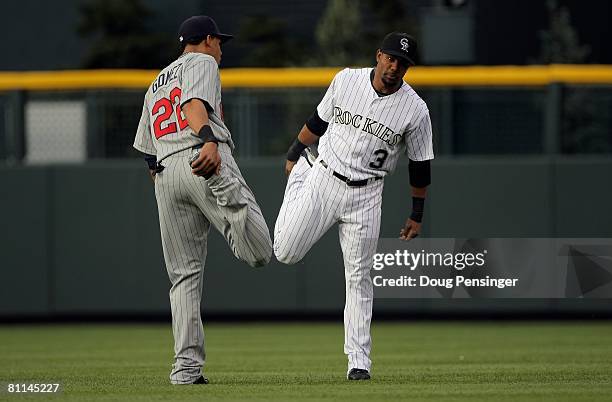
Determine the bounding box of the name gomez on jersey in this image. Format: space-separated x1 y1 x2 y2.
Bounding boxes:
316 68 434 181
133 53 234 161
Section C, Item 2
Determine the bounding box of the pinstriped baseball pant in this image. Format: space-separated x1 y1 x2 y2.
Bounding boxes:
274 157 383 374
154 143 273 384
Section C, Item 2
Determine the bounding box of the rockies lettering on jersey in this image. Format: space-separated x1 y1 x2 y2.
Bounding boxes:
332 106 403 147
316 68 434 180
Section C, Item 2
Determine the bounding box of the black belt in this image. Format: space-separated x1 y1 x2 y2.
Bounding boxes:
155 145 206 173
302 154 381 187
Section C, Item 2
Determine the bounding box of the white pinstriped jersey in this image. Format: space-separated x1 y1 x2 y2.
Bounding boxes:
133 53 234 160
317 68 434 181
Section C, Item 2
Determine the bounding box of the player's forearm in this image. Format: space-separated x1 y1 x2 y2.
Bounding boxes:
182 99 210 134
297 124 320 146
286 125 319 162
411 186 427 198
183 99 218 144
409 186 427 224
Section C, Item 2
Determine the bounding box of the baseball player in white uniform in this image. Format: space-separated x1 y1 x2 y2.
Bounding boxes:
133 16 273 385
274 32 434 380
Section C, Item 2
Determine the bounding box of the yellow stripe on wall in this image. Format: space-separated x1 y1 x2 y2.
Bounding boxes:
0 65 611 91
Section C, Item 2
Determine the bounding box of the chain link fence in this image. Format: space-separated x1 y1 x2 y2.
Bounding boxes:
1 84 611 163
561 86 612 154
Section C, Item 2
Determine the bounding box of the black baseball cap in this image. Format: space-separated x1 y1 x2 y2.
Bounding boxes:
380 32 418 66
178 15 233 44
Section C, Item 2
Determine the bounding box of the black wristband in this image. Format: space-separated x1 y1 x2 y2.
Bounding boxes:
197 124 218 144
410 196 425 223
287 138 307 162
144 154 157 170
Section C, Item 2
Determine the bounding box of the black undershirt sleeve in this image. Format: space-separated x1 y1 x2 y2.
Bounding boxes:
305 110 329 136
181 98 214 113
409 159 431 187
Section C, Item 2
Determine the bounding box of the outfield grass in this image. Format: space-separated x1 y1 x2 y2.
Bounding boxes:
0 322 611 401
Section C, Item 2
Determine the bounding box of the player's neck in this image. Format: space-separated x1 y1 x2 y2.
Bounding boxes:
370 69 401 96
183 44 213 58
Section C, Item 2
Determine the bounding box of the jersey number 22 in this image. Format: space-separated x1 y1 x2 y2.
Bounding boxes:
152 87 189 139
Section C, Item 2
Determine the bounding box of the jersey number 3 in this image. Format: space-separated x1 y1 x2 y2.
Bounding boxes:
152 87 189 139
369 149 389 169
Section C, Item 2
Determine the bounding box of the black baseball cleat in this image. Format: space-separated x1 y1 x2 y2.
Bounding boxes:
347 368 371 380
192 376 209 384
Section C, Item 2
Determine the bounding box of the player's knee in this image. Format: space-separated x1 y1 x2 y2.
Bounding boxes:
275 251 298 265
242 241 273 268
273 245 302 265
248 248 272 268
246 258 266 268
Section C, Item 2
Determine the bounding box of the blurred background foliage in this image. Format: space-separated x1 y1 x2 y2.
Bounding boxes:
73 0 604 69
77 0 177 69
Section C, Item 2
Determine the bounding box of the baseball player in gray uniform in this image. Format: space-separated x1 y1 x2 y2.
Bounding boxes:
133 16 273 385
274 32 434 380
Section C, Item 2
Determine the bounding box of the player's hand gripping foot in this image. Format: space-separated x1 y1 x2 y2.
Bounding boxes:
347 368 371 381
399 218 421 241
191 143 221 178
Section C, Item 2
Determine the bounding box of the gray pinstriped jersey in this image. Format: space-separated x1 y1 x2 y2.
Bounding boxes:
317 68 434 181
133 53 234 160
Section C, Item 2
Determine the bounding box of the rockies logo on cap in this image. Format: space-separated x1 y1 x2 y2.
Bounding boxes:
380 32 418 66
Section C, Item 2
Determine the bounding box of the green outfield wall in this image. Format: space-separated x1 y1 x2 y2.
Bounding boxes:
1 157 611 317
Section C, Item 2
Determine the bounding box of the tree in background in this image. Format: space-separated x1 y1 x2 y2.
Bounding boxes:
537 1 608 153
77 0 175 69
314 0 364 66
314 0 416 67
537 0 590 64
235 15 306 67
361 0 414 59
